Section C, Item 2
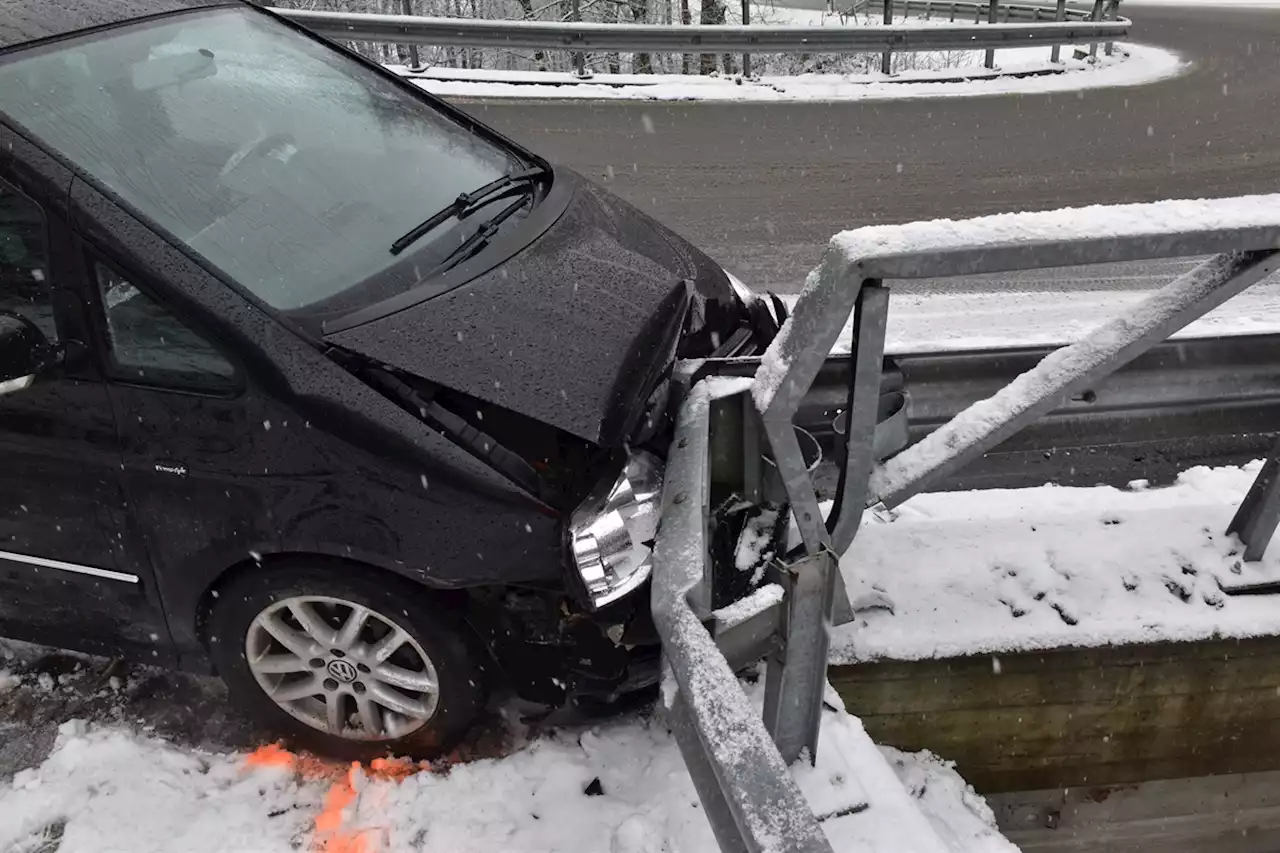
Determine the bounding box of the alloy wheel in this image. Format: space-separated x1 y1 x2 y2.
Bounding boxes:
244 595 440 741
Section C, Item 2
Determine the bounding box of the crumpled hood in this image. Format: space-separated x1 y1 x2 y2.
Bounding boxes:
325 169 743 446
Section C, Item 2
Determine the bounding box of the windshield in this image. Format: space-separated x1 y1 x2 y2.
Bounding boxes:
0 7 528 312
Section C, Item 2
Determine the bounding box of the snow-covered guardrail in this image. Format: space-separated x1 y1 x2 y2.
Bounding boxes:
272 0 1128 78
650 194 1280 853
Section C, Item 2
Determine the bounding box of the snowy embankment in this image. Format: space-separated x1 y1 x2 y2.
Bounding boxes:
0 685 1014 853
405 43 1180 102
835 464 1280 664
396 3 1186 101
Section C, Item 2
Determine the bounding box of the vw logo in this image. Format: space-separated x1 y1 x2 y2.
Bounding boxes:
327 659 358 684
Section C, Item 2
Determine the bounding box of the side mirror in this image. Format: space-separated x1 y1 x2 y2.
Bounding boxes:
0 311 61 395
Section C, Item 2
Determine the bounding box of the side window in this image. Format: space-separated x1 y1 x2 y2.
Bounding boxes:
0 182 57 343
95 263 236 391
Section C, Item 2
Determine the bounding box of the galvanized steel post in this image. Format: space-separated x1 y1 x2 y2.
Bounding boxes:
984 0 998 68
1089 0 1104 58
572 0 590 77
1105 0 1119 56
1051 0 1066 62
881 0 893 75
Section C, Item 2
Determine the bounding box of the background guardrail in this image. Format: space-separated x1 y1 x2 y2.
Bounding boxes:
273 0 1129 79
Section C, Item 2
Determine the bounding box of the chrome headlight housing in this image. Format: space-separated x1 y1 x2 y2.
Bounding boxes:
569 450 664 609
724 269 784 333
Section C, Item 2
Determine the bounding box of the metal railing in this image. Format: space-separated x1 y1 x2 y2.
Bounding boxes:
711 333 1280 492
652 195 1280 852
274 1 1129 78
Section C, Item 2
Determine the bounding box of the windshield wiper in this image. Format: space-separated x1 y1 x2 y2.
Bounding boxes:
427 193 534 278
390 165 550 255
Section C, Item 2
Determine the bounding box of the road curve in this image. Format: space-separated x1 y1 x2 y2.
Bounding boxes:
461 4 1280 292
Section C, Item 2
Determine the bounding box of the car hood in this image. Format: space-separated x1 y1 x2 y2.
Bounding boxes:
325 169 745 446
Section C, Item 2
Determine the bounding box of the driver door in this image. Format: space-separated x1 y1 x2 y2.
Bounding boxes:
0 134 170 659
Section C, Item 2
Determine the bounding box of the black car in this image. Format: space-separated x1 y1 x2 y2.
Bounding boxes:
0 0 782 756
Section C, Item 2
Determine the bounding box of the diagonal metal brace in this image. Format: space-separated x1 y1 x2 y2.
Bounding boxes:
1228 433 1280 562
869 250 1280 509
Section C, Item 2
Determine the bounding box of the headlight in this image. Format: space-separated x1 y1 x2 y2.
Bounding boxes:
569 450 664 609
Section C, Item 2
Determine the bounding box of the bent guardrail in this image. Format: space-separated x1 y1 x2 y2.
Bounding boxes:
650 195 1280 853
272 1 1129 79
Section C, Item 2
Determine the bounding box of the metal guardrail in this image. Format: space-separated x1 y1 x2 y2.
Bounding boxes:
652 196 1280 852
274 1 1129 78
702 333 1280 491
653 376 834 853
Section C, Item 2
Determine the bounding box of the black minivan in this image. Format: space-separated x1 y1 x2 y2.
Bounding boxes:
0 0 782 756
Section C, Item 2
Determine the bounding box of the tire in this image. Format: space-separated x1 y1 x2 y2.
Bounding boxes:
207 557 486 761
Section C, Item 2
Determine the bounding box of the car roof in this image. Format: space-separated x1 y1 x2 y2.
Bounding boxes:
0 0 239 52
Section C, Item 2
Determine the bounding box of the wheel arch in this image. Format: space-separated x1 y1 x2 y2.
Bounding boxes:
192 549 472 653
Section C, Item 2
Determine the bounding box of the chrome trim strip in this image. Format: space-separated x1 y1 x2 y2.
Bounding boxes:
0 549 139 583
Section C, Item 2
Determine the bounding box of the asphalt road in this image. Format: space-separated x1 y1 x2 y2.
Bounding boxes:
462 4 1280 292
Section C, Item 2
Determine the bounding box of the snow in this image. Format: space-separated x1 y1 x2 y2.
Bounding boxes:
713 582 785 629
884 748 1018 853
867 252 1263 504
752 320 793 410
734 507 782 584
0 684 1014 853
828 194 1280 263
404 43 1182 101
0 671 19 694
832 462 1280 664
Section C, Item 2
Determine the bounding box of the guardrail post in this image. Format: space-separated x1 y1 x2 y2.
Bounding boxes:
761 552 838 765
1227 437 1280 562
983 0 998 68
400 0 422 70
881 0 893 74
571 0 590 78
1089 0 1104 59
1105 0 1119 56
1050 0 1066 62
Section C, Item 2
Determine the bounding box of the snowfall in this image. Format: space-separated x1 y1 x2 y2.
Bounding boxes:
6 197 1280 851
6 458 1280 852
